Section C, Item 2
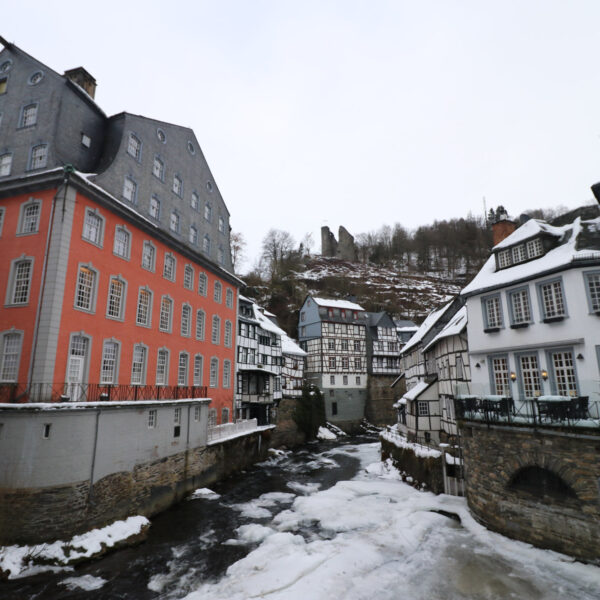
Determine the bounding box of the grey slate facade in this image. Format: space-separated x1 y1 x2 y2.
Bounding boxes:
0 39 232 272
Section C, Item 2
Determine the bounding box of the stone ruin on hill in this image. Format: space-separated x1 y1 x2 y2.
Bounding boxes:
321 225 358 262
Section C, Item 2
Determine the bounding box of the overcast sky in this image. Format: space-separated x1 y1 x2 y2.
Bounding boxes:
4 1 600 271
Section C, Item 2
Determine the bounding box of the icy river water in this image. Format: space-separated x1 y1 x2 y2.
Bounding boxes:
3 436 600 600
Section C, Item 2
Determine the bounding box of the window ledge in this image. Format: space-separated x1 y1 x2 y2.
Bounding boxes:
483 327 501 333
510 323 529 329
543 316 565 323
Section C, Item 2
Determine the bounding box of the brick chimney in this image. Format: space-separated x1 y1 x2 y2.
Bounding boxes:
64 67 97 99
492 217 517 246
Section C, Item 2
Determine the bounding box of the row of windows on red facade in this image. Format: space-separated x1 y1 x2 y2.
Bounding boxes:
0 328 231 388
2 201 235 305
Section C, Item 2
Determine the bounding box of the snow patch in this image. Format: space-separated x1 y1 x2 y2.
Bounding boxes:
59 574 107 591
188 487 221 500
316 426 337 440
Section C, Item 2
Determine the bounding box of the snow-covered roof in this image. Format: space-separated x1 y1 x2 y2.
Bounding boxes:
253 305 286 337
312 297 364 311
402 379 435 401
401 302 452 354
281 334 306 356
462 217 600 296
422 306 467 352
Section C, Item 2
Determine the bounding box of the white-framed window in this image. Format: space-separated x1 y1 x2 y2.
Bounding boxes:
173 175 182 196
356 376 361 384
497 249 510 269
342 357 349 370
342 375 348 385
511 244 526 264
209 357 219 387
149 196 160 220
170 211 180 233
549 349 578 397
181 304 192 336
218 215 225 234
159 296 173 332
196 310 205 340
417 401 429 416
106 276 126 320
211 315 221 344
82 209 103 246
354 357 362 370
189 225 198 245
0 331 23 382
67 334 89 391
178 352 188 386
183 265 194 290
163 253 176 281
174 407 182 424
75 265 97 312
526 238 543 259
0 153 12 177
18 200 41 234
208 407 217 427
483 295 502 329
222 407 230 423
148 409 157 428
204 202 212 222
198 273 207 296
100 340 119 384
203 234 211 255
127 133 141 160
226 288 234 308
6 258 33 305
509 288 531 325
193 354 204 386
538 279 566 320
141 241 156 271
113 226 130 259
329 357 336 369
214 281 222 303
191 192 199 210
223 360 231 388
152 156 164 180
217 246 224 265
491 356 510 396
29 144 48 170
519 354 541 398
20 103 38 128
194 405 201 421
136 287 152 326
156 348 169 385
131 344 147 385
122 177 137 203
584 271 600 312
224 320 232 347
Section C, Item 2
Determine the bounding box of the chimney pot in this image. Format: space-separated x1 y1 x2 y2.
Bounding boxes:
64 67 97 99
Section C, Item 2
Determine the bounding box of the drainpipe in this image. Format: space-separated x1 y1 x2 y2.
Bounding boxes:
27 165 74 389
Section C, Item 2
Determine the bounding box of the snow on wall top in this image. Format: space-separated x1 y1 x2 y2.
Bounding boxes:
401 302 452 354
402 379 435 401
462 217 600 296
422 306 467 352
312 297 365 311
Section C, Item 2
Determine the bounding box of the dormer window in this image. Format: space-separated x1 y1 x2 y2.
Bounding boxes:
526 238 543 259
497 250 510 269
511 244 526 264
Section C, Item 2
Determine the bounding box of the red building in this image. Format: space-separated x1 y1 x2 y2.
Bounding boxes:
0 41 241 423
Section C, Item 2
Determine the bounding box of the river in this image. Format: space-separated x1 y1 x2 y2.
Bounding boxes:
2 436 599 599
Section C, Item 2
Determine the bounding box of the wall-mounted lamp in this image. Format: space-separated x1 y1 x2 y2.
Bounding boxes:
475 362 481 368
577 353 584 360
541 369 548 380
510 371 517 382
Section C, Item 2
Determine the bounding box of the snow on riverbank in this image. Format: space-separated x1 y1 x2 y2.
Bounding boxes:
0 516 149 580
182 442 600 600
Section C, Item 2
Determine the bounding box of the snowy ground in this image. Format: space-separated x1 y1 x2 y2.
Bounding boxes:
180 443 600 600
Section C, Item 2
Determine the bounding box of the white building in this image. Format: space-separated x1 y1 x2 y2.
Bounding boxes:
281 334 306 398
462 216 600 411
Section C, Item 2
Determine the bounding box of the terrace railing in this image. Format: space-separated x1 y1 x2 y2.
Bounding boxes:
0 382 208 404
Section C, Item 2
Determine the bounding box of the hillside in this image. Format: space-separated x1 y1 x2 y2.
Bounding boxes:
242 256 463 337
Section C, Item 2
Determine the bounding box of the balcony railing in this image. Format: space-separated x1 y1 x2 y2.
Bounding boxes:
0 382 208 404
208 418 259 442
454 395 600 430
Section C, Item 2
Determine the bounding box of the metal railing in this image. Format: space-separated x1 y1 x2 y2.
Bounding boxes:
454 395 600 430
0 382 208 404
208 418 259 442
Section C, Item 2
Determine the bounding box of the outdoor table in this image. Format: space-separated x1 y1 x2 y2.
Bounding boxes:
537 395 571 421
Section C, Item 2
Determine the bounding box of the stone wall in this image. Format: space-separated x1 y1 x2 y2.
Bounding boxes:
380 436 444 493
269 397 306 448
460 423 600 564
366 375 399 425
320 225 357 262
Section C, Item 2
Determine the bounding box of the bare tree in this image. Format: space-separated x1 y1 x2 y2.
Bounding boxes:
261 229 297 280
230 231 247 273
